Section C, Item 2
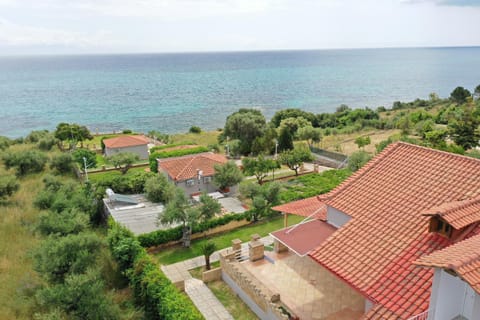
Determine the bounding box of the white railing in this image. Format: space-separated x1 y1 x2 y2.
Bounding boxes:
407 308 432 320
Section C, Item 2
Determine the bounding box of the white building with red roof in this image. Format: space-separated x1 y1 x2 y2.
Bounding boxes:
221 142 480 320
157 152 228 196
103 135 150 159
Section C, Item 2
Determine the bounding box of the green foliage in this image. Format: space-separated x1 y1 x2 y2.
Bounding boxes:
242 155 280 184
448 104 480 150
277 126 294 152
93 170 155 194
50 153 74 174
213 161 243 190
279 169 352 202
35 270 121 320
198 192 222 221
54 123 93 150
0 175 20 199
107 222 203 320
270 109 317 127
297 126 322 146
147 130 171 144
3 149 48 176
25 130 50 143
37 134 59 151
72 148 97 168
0 136 12 150
122 129 133 134
222 108 267 155
279 116 311 136
33 232 103 283
144 174 175 203
240 181 281 221
354 136 371 149
107 152 139 174
450 86 471 104
278 145 313 176
251 126 278 155
474 84 480 101
189 126 202 133
347 151 373 172
149 146 209 172
201 241 216 270
138 212 248 247
36 208 89 236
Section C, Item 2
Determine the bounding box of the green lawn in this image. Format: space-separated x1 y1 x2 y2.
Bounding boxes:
208 281 259 320
88 167 147 183
170 131 221 147
153 215 304 265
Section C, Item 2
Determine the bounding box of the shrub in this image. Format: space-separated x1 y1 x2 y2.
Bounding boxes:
72 148 97 168
3 149 48 176
36 208 89 236
0 175 20 199
38 136 58 151
348 151 373 172
122 129 133 134
189 126 202 134
25 130 50 143
50 153 74 174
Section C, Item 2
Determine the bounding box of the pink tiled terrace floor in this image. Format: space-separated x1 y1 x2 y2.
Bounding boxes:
242 251 365 320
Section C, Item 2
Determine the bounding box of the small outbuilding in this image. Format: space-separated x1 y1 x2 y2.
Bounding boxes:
103 135 150 159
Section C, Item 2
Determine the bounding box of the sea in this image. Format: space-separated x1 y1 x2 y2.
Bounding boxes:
1 47 480 138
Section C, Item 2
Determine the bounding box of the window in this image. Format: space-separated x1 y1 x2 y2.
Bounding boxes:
203 176 212 184
186 179 195 186
429 217 452 238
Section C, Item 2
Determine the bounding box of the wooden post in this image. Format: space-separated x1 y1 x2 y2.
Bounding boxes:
284 212 288 228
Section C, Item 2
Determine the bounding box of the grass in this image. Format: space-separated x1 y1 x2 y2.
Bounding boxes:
321 129 400 155
208 281 259 320
0 143 141 319
153 215 304 265
170 131 221 147
188 261 221 279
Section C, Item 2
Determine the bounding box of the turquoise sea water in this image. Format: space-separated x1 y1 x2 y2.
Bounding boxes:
1 47 479 138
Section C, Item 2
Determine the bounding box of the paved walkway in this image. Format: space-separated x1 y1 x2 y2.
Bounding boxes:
161 235 274 320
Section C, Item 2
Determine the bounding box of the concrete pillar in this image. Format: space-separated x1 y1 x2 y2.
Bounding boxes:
249 240 264 262
232 239 242 251
284 212 289 228
274 239 289 253
251 234 261 241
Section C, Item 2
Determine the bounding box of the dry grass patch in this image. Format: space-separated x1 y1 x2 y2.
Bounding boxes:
321 129 400 155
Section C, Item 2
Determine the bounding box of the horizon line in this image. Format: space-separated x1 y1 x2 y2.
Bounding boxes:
1 44 480 58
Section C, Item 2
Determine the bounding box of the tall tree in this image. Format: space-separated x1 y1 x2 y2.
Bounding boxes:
145 174 175 203
160 188 199 247
213 161 243 191
297 126 322 147
278 145 313 176
448 102 480 150
450 86 472 105
240 181 281 222
198 192 222 221
277 126 294 152
222 109 267 155
242 155 280 184
54 123 93 150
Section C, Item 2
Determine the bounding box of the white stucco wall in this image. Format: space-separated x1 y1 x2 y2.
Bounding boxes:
429 268 480 320
105 144 149 159
326 206 352 228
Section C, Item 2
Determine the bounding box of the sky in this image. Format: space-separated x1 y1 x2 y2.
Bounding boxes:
0 0 479 55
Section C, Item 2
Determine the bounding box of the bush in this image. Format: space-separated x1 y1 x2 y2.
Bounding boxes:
347 151 373 172
108 222 202 320
38 136 58 151
50 153 74 174
122 129 133 134
138 212 249 247
3 149 48 176
0 136 12 150
189 126 202 134
0 175 20 199
25 130 50 143
72 148 97 168
37 208 89 236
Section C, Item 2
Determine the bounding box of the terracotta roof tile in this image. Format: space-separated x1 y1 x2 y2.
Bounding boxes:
422 195 480 229
272 196 327 219
302 142 480 318
414 234 480 294
103 135 149 148
157 152 228 181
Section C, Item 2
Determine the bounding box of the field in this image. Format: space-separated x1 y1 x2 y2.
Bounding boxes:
320 129 400 155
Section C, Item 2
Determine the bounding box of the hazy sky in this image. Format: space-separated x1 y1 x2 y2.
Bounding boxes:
0 0 479 54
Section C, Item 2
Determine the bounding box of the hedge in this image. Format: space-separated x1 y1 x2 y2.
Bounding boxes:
138 212 249 247
149 146 210 172
108 221 203 320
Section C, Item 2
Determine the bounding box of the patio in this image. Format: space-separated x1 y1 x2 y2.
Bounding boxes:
241 250 365 320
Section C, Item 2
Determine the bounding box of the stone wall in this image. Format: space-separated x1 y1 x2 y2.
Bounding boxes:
220 251 298 320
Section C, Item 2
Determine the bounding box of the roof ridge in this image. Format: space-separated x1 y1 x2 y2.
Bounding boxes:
175 155 198 180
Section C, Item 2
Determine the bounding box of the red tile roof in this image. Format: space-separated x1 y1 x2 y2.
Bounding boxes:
414 234 480 294
270 220 336 256
303 142 480 319
422 195 480 229
272 197 327 219
103 135 149 148
157 152 228 181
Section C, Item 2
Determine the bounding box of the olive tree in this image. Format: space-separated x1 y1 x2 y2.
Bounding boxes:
107 152 139 174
